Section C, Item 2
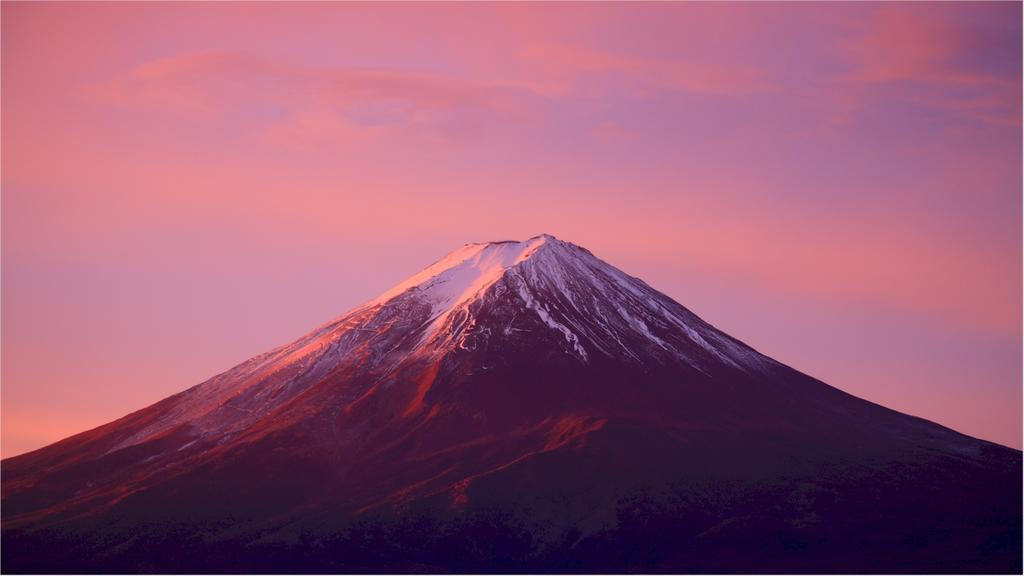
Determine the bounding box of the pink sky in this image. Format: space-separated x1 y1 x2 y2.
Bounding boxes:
2 2 1021 456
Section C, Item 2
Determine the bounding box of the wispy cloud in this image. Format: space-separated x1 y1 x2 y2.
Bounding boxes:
81 51 548 143
590 120 636 144
834 3 1021 127
520 42 773 96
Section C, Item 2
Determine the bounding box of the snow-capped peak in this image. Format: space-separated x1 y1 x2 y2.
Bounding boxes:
90 234 776 457
353 234 771 373
365 234 559 322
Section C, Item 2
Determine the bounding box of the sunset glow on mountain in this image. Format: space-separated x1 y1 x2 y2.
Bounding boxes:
2 3 1021 572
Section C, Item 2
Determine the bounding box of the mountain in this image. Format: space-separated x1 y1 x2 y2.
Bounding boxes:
2 234 1020 573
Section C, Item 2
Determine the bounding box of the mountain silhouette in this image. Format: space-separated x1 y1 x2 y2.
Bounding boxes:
3 234 1020 573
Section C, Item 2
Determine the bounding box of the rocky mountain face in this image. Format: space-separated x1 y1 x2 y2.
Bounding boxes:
3 234 1020 573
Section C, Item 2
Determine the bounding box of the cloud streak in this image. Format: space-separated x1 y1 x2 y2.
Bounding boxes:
82 51 549 144
835 3 1021 127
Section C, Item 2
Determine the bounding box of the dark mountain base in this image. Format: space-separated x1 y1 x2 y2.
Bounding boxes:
5 447 1020 574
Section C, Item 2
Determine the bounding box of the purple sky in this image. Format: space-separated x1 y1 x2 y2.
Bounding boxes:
2 2 1021 456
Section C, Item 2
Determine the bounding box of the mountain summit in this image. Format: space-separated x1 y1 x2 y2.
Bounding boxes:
3 235 1020 573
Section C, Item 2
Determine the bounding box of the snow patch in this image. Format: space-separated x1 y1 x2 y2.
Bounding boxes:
510 271 588 361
